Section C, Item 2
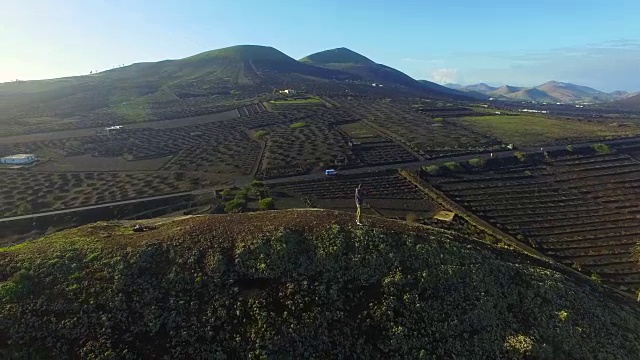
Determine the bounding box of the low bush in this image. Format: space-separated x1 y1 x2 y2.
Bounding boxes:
224 198 246 213
443 162 465 173
468 158 486 168
423 165 443 176
254 130 269 139
259 197 275 210
592 143 611 154
289 122 307 129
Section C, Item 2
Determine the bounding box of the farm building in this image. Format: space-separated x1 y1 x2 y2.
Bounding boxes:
0 154 37 165
278 89 296 95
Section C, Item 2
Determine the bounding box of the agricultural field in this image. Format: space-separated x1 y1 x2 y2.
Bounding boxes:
422 150 640 294
335 97 505 158
458 115 640 148
0 171 213 218
258 122 351 179
270 170 440 219
0 106 266 174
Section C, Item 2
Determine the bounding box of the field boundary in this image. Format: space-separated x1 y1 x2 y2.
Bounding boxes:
362 120 426 161
398 169 638 301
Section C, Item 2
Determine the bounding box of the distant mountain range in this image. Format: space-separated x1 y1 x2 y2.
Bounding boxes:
444 81 637 103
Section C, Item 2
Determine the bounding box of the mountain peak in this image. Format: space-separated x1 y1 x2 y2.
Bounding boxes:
300 47 376 65
183 45 293 62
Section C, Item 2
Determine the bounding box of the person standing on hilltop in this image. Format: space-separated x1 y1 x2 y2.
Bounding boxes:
355 184 365 225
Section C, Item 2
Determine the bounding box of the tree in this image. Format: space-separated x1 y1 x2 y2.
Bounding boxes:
259 198 275 210
566 144 574 152
224 198 246 213
514 151 527 162
254 131 269 140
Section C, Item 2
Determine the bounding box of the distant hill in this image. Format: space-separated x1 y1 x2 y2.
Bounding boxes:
301 48 470 98
507 88 556 102
2 209 640 358
465 83 498 93
448 81 628 103
614 93 640 109
489 85 525 97
534 81 610 103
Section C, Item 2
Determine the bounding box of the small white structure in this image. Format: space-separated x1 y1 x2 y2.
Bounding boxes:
279 89 296 95
98 125 123 135
1 154 37 165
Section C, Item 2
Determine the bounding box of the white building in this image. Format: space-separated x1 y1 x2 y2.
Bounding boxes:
279 89 296 95
1 154 37 165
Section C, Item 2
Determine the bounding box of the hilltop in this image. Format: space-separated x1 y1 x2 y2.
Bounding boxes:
301 48 467 98
2 209 640 359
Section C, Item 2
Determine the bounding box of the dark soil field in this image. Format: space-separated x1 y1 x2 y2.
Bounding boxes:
336 97 505 158
0 171 214 218
270 170 440 219
423 149 640 294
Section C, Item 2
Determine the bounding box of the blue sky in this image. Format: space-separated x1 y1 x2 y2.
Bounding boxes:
2 0 639 92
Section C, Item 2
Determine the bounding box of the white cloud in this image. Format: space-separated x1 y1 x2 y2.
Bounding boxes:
431 68 458 84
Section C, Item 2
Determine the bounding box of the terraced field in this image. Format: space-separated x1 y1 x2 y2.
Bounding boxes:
0 171 210 217
335 97 505 158
424 151 640 293
271 170 439 219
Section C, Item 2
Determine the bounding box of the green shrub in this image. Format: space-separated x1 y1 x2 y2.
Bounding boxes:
254 130 269 139
423 165 443 176
220 188 232 200
443 162 464 173
433 117 444 122
592 143 611 154
566 144 574 152
514 151 527 162
468 158 486 168
259 197 275 210
289 122 307 129
224 198 246 213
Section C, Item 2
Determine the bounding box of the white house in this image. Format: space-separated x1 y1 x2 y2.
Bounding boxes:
1 154 37 165
279 89 296 95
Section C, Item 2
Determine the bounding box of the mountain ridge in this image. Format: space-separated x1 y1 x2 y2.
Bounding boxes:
446 81 631 103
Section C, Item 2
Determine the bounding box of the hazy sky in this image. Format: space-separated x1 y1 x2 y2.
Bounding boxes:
2 0 639 92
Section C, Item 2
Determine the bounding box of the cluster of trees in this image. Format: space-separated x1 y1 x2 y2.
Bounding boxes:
219 181 275 213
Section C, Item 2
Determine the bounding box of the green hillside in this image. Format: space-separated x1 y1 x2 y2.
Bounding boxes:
1 210 640 359
299 47 376 65
302 48 468 98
